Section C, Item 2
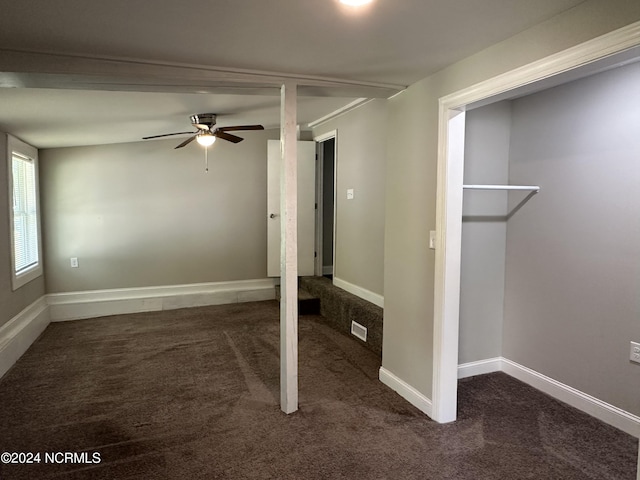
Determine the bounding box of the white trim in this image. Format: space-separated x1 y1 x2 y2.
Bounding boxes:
333 277 384 308
313 130 338 143
453 358 640 437
433 21 640 424
47 279 276 322
501 358 640 438
457 357 502 379
313 130 338 278
454 356 640 436
322 265 334 275
7 134 43 291
439 23 640 110
0 297 50 379
379 367 432 416
432 108 466 423
314 139 325 276
308 99 372 128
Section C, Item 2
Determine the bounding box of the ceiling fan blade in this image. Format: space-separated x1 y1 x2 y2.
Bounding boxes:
142 131 196 140
217 125 264 132
175 135 197 149
214 131 244 143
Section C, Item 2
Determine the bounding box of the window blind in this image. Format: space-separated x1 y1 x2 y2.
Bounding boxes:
12 152 39 274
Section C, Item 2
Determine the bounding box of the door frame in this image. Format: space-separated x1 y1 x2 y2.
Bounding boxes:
313 130 338 277
432 22 640 424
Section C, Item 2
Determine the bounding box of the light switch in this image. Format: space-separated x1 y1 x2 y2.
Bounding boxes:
70 257 79 268
346 188 354 200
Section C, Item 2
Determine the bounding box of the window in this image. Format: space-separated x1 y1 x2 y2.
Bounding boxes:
7 135 42 290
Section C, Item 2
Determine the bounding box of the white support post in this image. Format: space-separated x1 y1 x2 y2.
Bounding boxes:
280 82 299 414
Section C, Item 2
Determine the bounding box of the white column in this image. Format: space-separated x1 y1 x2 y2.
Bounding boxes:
280 82 298 414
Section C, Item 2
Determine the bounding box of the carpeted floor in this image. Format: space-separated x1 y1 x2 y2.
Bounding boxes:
0 300 637 479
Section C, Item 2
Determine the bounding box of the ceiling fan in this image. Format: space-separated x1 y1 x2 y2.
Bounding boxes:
142 113 264 149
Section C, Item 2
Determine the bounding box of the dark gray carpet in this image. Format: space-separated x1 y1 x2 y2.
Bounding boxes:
0 300 637 479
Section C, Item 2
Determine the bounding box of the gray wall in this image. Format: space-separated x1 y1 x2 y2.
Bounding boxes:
0 133 46 327
503 62 640 415
40 129 279 293
381 0 640 397
459 101 511 364
312 99 387 297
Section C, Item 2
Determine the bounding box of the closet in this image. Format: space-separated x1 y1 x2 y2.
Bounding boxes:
459 59 640 417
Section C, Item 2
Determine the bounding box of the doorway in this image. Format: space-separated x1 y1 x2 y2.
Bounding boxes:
432 25 640 427
314 131 337 279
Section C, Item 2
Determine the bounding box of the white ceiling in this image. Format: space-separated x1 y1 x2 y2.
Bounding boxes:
0 0 587 149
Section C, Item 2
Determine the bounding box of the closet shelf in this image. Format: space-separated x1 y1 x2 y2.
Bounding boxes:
463 184 540 192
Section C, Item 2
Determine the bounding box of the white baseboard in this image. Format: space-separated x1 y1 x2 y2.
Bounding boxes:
500 357 640 438
454 356 640 437
378 356 640 437
333 277 384 308
0 297 50 379
458 357 502 379
47 278 276 322
322 265 333 276
379 367 432 416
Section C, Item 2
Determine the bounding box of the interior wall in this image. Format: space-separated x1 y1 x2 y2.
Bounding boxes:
459 101 511 364
39 129 279 293
381 0 640 398
503 62 640 415
312 99 387 297
0 133 46 327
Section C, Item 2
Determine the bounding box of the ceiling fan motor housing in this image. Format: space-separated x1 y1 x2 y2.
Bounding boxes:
190 113 217 130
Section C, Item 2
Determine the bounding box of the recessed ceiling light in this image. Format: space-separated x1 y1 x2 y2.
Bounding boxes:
339 0 373 6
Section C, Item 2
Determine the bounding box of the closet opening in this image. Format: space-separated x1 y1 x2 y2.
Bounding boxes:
432 24 640 437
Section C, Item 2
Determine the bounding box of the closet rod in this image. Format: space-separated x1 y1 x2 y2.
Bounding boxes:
463 184 540 192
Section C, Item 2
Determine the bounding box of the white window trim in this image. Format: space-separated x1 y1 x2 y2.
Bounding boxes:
7 134 43 290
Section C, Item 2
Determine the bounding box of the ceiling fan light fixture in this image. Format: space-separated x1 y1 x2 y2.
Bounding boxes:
196 132 216 147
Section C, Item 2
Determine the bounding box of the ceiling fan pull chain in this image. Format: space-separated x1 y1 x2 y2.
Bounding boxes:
205 146 209 173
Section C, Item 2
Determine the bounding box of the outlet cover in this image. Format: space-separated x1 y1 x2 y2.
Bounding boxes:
70 257 79 268
631 341 640 364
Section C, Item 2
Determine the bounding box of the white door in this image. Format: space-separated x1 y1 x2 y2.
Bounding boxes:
267 140 316 277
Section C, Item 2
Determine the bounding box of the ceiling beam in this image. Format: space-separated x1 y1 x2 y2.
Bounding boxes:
0 49 405 98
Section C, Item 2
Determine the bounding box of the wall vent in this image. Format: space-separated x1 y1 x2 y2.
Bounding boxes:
351 321 367 342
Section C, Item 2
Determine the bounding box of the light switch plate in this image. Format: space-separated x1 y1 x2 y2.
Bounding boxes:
346 188 354 200
70 257 79 268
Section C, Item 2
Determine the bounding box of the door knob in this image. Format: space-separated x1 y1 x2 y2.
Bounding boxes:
269 213 278 219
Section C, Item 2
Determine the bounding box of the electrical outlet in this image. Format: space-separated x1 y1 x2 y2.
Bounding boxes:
630 341 640 364
346 188 354 200
70 257 79 268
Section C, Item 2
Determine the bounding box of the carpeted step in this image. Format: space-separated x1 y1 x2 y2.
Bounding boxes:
300 276 383 357
274 285 321 315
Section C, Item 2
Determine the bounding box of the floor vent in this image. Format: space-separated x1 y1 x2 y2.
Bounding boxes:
351 321 367 342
